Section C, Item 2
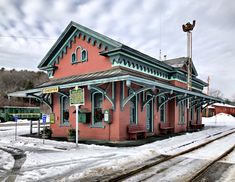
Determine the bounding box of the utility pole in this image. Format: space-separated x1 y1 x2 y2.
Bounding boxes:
206 76 210 117
182 20 196 130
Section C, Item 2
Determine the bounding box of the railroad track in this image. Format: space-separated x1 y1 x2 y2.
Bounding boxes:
189 144 235 182
91 128 235 182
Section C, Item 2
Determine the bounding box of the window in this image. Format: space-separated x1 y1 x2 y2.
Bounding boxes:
81 49 88 62
92 92 103 124
179 102 185 124
160 97 166 122
71 48 87 64
129 89 137 124
130 101 136 124
71 52 77 64
190 106 194 122
61 96 69 124
196 107 201 123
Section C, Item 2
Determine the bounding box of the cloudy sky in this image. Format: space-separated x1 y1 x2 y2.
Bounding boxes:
0 0 234 99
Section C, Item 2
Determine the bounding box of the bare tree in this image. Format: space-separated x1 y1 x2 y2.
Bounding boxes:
209 88 224 99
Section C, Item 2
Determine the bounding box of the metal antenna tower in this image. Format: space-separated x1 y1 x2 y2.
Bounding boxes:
182 20 196 131
182 20 196 91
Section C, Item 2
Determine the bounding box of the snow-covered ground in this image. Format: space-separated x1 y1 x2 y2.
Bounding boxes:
0 113 235 181
202 113 235 126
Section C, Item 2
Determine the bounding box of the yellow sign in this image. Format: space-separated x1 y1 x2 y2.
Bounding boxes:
50 113 55 124
42 87 59 94
70 88 85 105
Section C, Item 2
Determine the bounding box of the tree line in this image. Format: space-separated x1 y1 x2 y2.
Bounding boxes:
0 67 49 107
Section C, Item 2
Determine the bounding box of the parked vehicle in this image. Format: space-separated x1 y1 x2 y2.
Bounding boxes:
0 106 41 122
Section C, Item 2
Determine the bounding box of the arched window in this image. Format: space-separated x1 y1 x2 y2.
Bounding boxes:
61 96 69 124
81 49 88 62
129 89 137 124
179 101 185 124
92 92 103 124
71 52 77 64
196 107 201 124
160 97 166 123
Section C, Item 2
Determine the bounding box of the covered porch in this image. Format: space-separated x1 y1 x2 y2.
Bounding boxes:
8 67 223 140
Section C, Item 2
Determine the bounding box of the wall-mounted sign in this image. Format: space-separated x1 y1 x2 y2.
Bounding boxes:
42 114 47 124
50 113 55 124
70 87 85 106
42 87 59 94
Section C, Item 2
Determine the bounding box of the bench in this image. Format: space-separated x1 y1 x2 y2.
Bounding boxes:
190 123 205 130
159 123 174 135
127 124 147 140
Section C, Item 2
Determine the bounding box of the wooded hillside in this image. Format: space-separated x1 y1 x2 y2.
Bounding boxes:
0 68 49 106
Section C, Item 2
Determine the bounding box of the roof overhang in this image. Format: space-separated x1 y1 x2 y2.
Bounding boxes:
8 75 222 103
8 88 42 98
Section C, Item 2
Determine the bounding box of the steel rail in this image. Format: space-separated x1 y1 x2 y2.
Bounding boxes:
188 144 235 182
102 128 235 182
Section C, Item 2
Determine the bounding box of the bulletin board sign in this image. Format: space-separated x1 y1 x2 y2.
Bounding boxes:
70 88 85 106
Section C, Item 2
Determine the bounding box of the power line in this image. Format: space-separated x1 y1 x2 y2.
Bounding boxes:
0 35 57 40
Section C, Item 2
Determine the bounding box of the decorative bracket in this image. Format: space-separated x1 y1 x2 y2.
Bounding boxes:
57 91 69 98
88 85 115 110
190 98 204 108
141 90 170 111
121 86 152 110
195 99 211 110
158 93 183 111
27 93 52 111
176 95 194 106
201 101 218 111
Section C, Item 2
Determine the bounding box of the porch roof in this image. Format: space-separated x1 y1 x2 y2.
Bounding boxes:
8 67 222 103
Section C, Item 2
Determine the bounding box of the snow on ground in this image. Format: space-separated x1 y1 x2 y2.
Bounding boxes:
218 165 235 182
0 113 235 181
0 150 14 170
202 113 235 126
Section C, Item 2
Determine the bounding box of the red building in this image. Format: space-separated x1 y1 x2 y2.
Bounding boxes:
9 21 222 141
205 103 235 117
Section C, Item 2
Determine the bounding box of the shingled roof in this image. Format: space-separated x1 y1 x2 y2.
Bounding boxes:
163 57 198 76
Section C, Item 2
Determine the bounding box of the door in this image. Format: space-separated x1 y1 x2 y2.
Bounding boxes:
146 100 153 132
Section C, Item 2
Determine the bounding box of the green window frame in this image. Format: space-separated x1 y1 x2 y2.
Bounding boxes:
92 92 103 127
71 52 77 64
178 101 185 124
128 89 138 124
60 96 70 125
190 106 194 123
160 97 166 123
196 107 201 124
71 46 88 64
81 49 88 62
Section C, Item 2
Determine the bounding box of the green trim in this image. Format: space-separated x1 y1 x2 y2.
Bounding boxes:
122 81 125 100
160 97 166 123
110 51 171 73
91 92 104 127
178 101 185 124
48 30 78 67
71 21 121 47
190 106 194 122
112 61 204 91
146 94 154 132
89 123 105 128
112 82 115 100
136 94 138 124
38 21 120 69
59 123 71 127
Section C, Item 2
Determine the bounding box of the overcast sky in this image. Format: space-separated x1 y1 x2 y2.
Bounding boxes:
0 0 234 99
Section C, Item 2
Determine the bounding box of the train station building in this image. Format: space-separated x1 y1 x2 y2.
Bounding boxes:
9 21 222 141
